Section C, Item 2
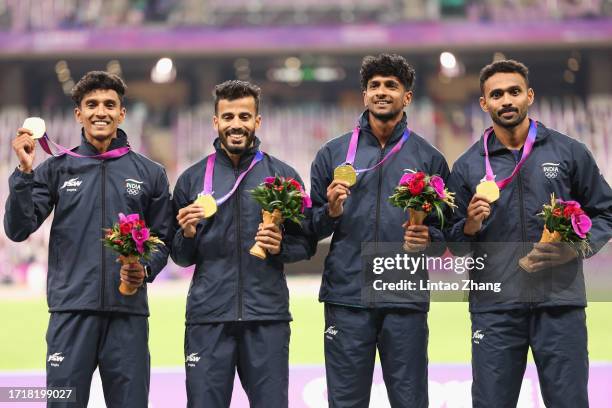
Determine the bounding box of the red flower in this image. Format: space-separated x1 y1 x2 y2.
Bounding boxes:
120 222 133 235
552 207 562 217
413 172 426 181
563 205 584 218
422 202 432 213
408 179 426 195
288 178 301 191
113 239 123 246
274 185 284 191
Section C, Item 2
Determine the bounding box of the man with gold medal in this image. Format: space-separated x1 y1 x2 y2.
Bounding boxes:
308 54 450 407
446 60 612 407
171 80 314 408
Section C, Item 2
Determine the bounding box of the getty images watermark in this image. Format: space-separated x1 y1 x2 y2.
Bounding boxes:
371 253 502 293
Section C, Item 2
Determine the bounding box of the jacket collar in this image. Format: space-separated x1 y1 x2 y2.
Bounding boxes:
358 110 408 147
78 128 129 156
478 120 549 156
213 136 262 168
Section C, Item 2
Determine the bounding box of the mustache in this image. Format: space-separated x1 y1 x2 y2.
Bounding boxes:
498 107 518 115
225 128 248 136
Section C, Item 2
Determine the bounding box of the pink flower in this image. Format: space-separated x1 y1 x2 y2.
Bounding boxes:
399 173 416 186
301 194 312 213
264 177 276 184
119 213 140 224
557 199 581 209
131 227 150 254
571 213 591 239
429 175 446 199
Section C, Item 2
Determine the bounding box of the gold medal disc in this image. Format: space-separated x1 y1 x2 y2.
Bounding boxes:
194 194 217 218
476 180 500 203
334 164 357 187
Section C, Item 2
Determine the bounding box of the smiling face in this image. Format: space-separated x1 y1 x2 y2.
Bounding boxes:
363 75 412 123
74 89 125 144
480 72 534 129
213 96 261 156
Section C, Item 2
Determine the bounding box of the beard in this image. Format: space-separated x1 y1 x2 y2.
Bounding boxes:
370 106 404 123
491 107 527 129
219 128 255 155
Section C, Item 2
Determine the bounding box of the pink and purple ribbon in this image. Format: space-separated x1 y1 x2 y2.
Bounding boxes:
483 119 537 190
202 150 264 206
343 125 411 175
38 133 130 160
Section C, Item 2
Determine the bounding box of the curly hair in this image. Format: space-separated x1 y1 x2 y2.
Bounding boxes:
360 53 416 92
479 60 529 95
71 71 127 107
214 80 261 114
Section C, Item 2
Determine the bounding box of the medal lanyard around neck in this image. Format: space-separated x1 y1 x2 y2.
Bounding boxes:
343 125 411 174
202 150 264 205
483 119 537 189
38 133 130 159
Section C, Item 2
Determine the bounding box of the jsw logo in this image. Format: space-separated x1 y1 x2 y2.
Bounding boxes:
324 326 338 336
472 330 484 343
60 178 82 190
48 352 64 363
186 353 201 363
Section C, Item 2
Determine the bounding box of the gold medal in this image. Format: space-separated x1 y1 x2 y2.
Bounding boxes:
194 194 217 218
334 164 357 187
476 180 500 203
22 117 46 140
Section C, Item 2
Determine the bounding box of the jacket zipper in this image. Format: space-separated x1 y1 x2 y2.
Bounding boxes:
515 153 531 304
100 161 107 309
234 167 244 320
370 146 386 306
373 146 386 247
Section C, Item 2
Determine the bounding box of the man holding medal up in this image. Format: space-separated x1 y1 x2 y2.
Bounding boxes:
4 71 172 407
308 54 450 407
171 80 314 408
446 60 612 407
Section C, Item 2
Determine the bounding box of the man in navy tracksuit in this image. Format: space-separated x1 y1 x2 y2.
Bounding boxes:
171 80 314 408
446 60 612 407
4 72 172 407
308 54 449 407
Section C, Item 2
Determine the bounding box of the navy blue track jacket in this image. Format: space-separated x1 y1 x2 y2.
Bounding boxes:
309 111 450 311
171 137 315 324
446 121 612 312
4 129 172 316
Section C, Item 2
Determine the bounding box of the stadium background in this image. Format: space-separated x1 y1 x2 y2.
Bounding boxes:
0 0 611 406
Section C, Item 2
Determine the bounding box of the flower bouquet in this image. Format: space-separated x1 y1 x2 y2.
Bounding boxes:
103 213 165 295
519 194 592 272
249 176 312 259
389 171 456 251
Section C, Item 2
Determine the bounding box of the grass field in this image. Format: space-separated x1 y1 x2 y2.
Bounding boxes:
1 281 611 370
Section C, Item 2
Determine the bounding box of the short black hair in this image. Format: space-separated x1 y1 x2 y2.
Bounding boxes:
479 59 529 95
360 53 416 92
71 71 127 107
214 80 261 114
